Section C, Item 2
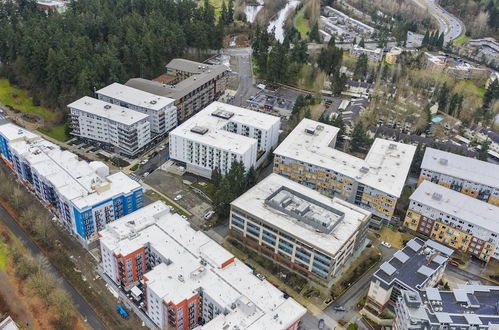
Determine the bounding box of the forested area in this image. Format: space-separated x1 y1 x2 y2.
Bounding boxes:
439 0 498 38
0 0 225 113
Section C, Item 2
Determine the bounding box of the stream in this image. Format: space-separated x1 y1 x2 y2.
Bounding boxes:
267 0 300 42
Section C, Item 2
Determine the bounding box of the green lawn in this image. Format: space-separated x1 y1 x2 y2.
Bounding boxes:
453 34 469 45
465 80 486 98
0 241 8 271
295 10 310 38
37 124 70 142
0 79 56 122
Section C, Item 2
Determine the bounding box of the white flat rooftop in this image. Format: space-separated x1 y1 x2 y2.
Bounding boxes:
96 83 175 112
68 96 149 125
0 123 39 141
9 137 140 210
170 101 280 154
274 119 416 197
421 147 499 189
99 201 306 328
410 181 499 233
231 174 371 256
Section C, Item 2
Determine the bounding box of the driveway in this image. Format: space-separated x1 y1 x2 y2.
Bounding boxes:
225 48 259 107
319 242 397 327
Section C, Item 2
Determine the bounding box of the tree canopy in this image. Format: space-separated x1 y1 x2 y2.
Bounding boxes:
0 0 224 112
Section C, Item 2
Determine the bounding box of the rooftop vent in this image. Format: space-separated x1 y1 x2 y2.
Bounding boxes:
305 128 315 135
432 192 443 201
439 158 448 165
316 125 324 131
360 166 369 174
150 100 157 105
389 143 397 150
191 126 208 135
212 108 234 120
104 104 112 110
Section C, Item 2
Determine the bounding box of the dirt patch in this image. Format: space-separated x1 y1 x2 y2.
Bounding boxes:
21 113 41 123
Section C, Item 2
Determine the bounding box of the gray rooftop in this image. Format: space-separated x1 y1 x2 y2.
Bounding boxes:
126 60 228 100
373 238 452 290
420 285 499 326
410 181 499 234
421 147 499 189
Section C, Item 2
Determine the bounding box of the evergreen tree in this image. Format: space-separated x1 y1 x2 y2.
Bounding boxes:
331 115 345 143
358 38 365 47
437 32 445 48
328 35 336 47
227 0 234 23
483 79 499 109
331 72 347 95
437 83 450 112
304 107 311 118
245 166 257 189
309 22 320 42
220 1 228 24
350 121 369 152
422 104 432 131
212 167 222 188
478 140 490 161
353 53 368 80
422 30 429 47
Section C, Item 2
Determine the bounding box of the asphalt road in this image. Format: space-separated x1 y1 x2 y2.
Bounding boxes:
0 205 106 330
225 48 259 107
135 143 169 177
410 0 464 42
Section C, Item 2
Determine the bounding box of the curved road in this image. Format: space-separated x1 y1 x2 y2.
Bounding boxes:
0 205 106 330
411 0 464 42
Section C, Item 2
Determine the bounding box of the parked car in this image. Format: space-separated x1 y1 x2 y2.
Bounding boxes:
318 318 325 329
143 172 149 177
333 306 346 312
381 241 392 248
204 210 215 220
448 260 459 267
174 194 183 201
256 273 265 281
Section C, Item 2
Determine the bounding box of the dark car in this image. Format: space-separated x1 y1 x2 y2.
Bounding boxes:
333 306 346 312
318 318 325 329
448 260 459 267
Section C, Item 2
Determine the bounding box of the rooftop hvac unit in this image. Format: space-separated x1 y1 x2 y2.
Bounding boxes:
432 193 443 201
439 158 448 165
104 104 112 109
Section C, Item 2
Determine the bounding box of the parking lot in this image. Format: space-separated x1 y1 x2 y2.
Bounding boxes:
143 169 212 229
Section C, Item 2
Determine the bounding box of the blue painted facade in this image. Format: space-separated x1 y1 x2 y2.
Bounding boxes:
73 188 144 239
0 133 11 162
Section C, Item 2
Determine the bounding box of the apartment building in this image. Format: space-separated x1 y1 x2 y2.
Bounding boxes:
99 201 306 330
126 59 229 122
367 238 453 312
394 286 499 330
273 119 416 222
419 147 499 206
404 181 499 262
0 123 143 246
350 45 383 62
169 101 280 178
96 82 177 137
230 174 371 286
68 96 151 157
